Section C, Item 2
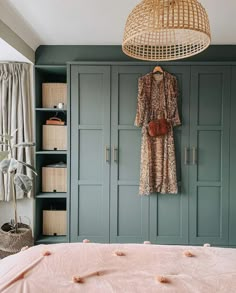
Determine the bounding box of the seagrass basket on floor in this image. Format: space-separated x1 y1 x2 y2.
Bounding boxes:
0 223 34 256
0 132 36 259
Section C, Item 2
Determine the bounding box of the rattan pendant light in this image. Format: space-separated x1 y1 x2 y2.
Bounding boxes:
122 0 211 61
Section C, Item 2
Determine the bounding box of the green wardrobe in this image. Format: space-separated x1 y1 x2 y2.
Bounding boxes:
69 63 232 246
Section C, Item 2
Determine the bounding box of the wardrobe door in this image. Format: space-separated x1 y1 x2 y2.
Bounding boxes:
229 66 236 246
149 66 190 245
70 65 110 243
189 66 230 245
110 66 150 243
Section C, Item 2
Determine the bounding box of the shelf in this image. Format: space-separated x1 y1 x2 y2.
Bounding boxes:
35 63 69 245
35 65 66 75
36 150 67 155
36 193 67 199
36 108 67 112
35 235 68 244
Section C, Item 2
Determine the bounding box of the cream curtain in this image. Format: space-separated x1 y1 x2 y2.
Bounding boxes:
0 63 33 201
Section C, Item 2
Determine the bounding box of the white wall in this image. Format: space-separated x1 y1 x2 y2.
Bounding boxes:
0 38 31 62
0 199 34 231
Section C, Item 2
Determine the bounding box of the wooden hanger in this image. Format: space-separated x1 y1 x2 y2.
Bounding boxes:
153 65 163 74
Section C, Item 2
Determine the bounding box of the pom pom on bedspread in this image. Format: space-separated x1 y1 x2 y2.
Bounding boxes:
42 250 51 256
183 250 194 257
113 250 125 256
83 239 91 243
144 241 151 244
72 275 83 283
156 275 169 283
203 243 211 247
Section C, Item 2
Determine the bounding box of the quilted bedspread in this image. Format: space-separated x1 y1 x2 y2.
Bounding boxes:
0 243 236 293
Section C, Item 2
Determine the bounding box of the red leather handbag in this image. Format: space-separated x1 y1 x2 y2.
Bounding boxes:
148 117 169 137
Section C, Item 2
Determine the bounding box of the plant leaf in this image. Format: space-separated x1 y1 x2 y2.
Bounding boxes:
9 158 18 173
0 151 9 162
0 159 10 173
17 160 38 175
14 142 36 148
14 174 32 193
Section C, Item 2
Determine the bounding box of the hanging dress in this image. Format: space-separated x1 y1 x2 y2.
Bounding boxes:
135 71 181 195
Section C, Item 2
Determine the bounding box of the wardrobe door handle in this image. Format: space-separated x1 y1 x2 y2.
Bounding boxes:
113 146 118 163
184 147 188 165
192 147 197 165
105 146 110 163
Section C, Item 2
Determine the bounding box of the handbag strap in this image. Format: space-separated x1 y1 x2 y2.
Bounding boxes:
49 117 62 122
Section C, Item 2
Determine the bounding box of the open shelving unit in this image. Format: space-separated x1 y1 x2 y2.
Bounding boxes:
34 65 70 244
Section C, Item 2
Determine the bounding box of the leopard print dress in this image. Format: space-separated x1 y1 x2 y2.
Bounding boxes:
135 71 180 195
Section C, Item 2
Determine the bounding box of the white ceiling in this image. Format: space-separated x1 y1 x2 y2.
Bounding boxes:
1 0 236 51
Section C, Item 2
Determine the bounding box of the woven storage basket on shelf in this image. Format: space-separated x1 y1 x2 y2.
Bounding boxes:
42 166 67 192
42 83 67 108
122 0 211 61
42 125 67 151
43 210 67 236
0 223 34 255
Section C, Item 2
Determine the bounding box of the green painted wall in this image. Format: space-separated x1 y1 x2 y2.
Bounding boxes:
36 45 236 65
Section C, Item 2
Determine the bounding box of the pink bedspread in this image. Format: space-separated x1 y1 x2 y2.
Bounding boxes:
0 243 236 293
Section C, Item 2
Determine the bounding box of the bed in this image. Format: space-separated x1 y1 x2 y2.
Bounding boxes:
0 242 236 292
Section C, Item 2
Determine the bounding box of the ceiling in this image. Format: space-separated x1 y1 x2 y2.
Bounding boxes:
1 0 236 51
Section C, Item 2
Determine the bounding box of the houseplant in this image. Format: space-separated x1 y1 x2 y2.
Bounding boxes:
0 130 36 254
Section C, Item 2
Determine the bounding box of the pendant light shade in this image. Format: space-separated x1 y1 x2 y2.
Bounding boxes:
122 0 211 61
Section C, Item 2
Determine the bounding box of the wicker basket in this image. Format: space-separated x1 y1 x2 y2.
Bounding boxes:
42 83 67 108
42 125 67 150
42 166 67 192
0 223 34 254
43 210 67 236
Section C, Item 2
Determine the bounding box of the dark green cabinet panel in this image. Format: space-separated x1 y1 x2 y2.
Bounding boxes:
198 73 223 126
70 65 110 242
110 66 150 243
118 130 141 181
79 74 105 125
229 66 236 245
78 186 104 235
196 187 221 237
79 130 103 181
198 131 222 182
189 66 230 245
150 66 190 245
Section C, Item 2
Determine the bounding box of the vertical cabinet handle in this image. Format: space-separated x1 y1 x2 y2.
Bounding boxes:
113 146 118 163
192 146 197 165
184 147 188 165
105 146 110 163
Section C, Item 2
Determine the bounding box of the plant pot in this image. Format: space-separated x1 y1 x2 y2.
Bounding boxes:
0 223 34 254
